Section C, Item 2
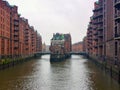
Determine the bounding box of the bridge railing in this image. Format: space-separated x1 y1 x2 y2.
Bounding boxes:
35 51 87 56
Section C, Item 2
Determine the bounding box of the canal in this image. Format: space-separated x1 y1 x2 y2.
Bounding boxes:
0 55 120 90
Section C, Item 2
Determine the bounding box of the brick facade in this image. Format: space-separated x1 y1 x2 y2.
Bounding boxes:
72 42 83 52
114 0 120 62
86 0 120 66
0 0 11 58
50 33 72 54
0 0 42 59
105 0 114 60
83 37 88 53
64 34 72 53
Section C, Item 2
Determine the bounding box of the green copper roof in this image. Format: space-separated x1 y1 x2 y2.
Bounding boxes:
61 34 64 39
95 1 99 5
52 33 65 40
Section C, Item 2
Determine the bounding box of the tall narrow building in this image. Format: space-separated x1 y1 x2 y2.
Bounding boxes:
87 17 94 56
114 0 120 61
0 0 11 59
93 0 104 58
0 0 42 59
87 0 115 61
105 0 114 61
10 6 20 58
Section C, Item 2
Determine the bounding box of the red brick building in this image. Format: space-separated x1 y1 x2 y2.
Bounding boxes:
10 6 20 57
64 34 72 53
105 0 114 61
72 42 83 52
0 0 42 59
36 33 42 53
50 33 72 54
19 17 27 57
87 17 95 55
30 26 36 55
93 0 104 57
87 0 113 55
0 0 11 58
86 0 120 65
83 36 88 53
114 0 120 62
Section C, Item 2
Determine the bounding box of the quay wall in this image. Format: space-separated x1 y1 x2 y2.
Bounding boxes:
88 55 120 83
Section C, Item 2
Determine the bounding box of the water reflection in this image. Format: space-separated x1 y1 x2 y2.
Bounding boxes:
0 55 119 90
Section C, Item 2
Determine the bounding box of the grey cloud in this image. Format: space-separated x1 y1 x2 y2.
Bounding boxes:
7 0 96 45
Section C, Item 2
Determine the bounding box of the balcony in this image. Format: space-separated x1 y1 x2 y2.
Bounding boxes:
94 45 98 48
94 20 103 25
115 34 120 40
98 40 103 47
25 33 29 36
98 32 103 37
93 13 103 19
93 36 98 41
25 39 29 42
25 29 29 31
93 26 97 29
93 31 98 35
25 48 28 50
88 26 92 30
88 38 92 41
14 37 19 41
14 22 19 26
115 13 120 22
31 33 34 35
25 43 28 45
115 0 120 9
97 27 103 31
25 36 29 38
93 7 103 12
97 20 103 24
14 43 19 46
14 44 19 49
14 47 19 50
93 43 98 48
14 27 19 31
14 32 19 36
31 36 34 38
14 20 19 25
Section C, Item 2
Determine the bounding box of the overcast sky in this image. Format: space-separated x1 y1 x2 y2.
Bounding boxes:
7 0 96 45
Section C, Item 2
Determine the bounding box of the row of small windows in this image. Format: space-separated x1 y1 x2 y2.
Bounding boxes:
114 0 120 3
0 24 5 29
0 8 10 22
0 17 10 25
0 9 5 16
0 31 10 37
0 24 10 31
0 7 10 14
0 16 4 22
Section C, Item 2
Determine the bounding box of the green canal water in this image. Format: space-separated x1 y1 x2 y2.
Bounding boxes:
0 55 120 90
